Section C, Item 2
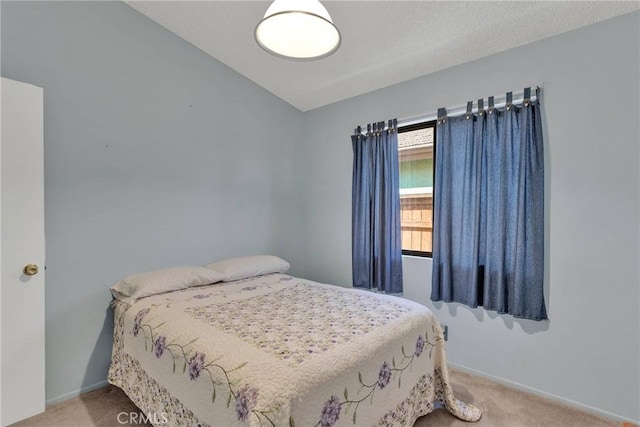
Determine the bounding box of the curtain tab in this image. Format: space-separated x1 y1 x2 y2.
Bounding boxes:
488 96 495 114
367 123 372 136
535 86 541 102
477 99 484 116
465 101 473 120
437 108 447 124
506 92 513 111
523 87 531 107
387 119 393 134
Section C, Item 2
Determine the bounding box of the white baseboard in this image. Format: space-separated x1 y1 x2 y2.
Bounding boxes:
448 362 639 425
46 380 109 406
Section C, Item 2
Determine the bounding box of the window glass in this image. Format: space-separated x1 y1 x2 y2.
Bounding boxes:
398 122 435 256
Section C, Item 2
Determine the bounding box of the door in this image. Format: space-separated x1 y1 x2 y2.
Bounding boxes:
0 77 45 426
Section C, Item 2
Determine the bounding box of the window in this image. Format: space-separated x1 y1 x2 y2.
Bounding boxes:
398 121 436 257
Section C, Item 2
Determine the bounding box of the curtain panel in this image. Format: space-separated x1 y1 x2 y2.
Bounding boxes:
351 120 403 293
431 88 547 320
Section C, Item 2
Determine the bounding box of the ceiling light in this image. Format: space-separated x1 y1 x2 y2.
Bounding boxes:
255 0 341 61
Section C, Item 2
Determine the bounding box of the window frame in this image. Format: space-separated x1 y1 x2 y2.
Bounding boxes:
398 120 437 258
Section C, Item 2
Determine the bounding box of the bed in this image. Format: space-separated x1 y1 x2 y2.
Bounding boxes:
108 258 481 426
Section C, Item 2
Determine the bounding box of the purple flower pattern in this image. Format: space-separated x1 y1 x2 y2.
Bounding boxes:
188 352 206 380
415 335 425 357
132 308 150 336
315 332 439 426
153 335 166 358
320 395 342 427
234 385 258 421
378 362 392 389
128 304 271 422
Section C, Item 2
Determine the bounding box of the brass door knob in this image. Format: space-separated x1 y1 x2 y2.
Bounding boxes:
23 264 39 276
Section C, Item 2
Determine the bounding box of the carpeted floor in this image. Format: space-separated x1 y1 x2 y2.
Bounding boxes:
12 367 629 427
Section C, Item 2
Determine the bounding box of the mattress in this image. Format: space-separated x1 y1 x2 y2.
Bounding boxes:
108 273 481 426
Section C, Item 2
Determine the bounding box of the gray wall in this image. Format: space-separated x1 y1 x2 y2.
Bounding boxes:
1 1 304 402
301 12 640 422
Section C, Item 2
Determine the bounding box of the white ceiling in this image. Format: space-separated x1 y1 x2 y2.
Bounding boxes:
125 1 640 112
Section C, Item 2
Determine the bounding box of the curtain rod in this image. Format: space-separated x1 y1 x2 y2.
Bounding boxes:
399 86 540 128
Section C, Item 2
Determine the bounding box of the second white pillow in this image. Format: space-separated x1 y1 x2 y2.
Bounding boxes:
205 255 290 281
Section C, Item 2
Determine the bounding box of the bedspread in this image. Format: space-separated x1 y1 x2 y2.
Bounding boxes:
108 273 481 426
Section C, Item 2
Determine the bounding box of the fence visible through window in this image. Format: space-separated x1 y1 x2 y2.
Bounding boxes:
398 122 435 256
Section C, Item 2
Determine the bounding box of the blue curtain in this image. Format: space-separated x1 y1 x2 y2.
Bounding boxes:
352 120 403 293
431 88 547 320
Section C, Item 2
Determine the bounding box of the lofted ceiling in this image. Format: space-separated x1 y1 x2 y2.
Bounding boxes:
125 1 640 112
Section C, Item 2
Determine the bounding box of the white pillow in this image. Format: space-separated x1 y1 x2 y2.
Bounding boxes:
111 266 224 304
205 255 290 281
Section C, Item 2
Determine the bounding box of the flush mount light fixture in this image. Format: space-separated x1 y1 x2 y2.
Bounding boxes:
255 0 341 61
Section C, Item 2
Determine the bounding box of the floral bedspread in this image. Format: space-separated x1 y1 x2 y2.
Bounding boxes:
108 273 481 426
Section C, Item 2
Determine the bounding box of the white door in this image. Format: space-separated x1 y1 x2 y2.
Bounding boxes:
0 77 45 426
